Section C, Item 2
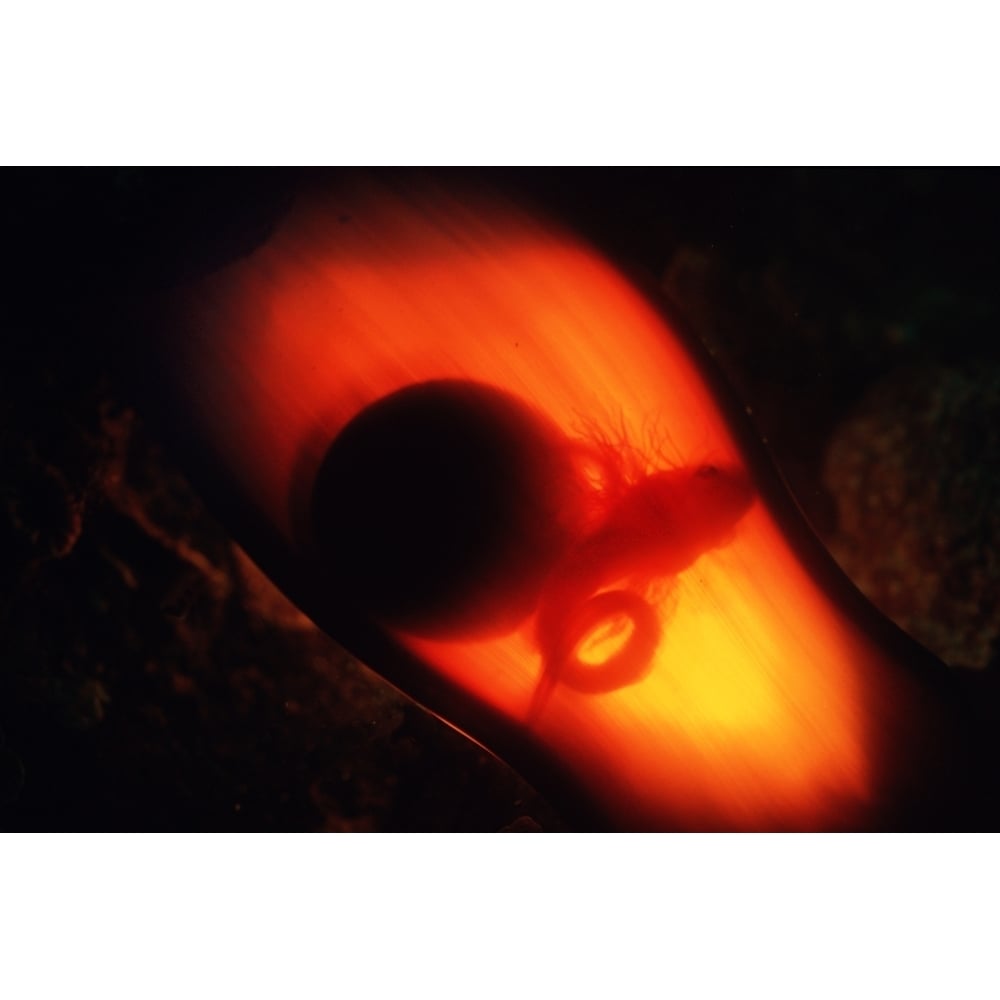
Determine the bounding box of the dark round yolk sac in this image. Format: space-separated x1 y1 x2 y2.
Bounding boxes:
311 379 585 639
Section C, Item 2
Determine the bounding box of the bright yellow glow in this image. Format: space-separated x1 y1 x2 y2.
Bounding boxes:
164 178 878 829
576 614 634 666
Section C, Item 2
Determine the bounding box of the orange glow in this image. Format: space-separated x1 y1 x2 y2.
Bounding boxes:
155 177 914 829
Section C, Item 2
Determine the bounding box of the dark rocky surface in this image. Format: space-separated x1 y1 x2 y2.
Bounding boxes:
1 168 997 830
824 363 1000 670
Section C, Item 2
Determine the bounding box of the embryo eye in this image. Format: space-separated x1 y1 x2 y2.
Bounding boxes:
696 464 719 478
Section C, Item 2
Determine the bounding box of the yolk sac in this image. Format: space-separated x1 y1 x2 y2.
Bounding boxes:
311 379 591 639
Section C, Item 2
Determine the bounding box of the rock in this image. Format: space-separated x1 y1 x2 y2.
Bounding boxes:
824 364 1000 669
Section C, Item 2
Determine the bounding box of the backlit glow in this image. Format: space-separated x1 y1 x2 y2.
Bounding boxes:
164 178 879 829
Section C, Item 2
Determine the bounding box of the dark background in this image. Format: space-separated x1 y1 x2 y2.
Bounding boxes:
1 168 998 831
